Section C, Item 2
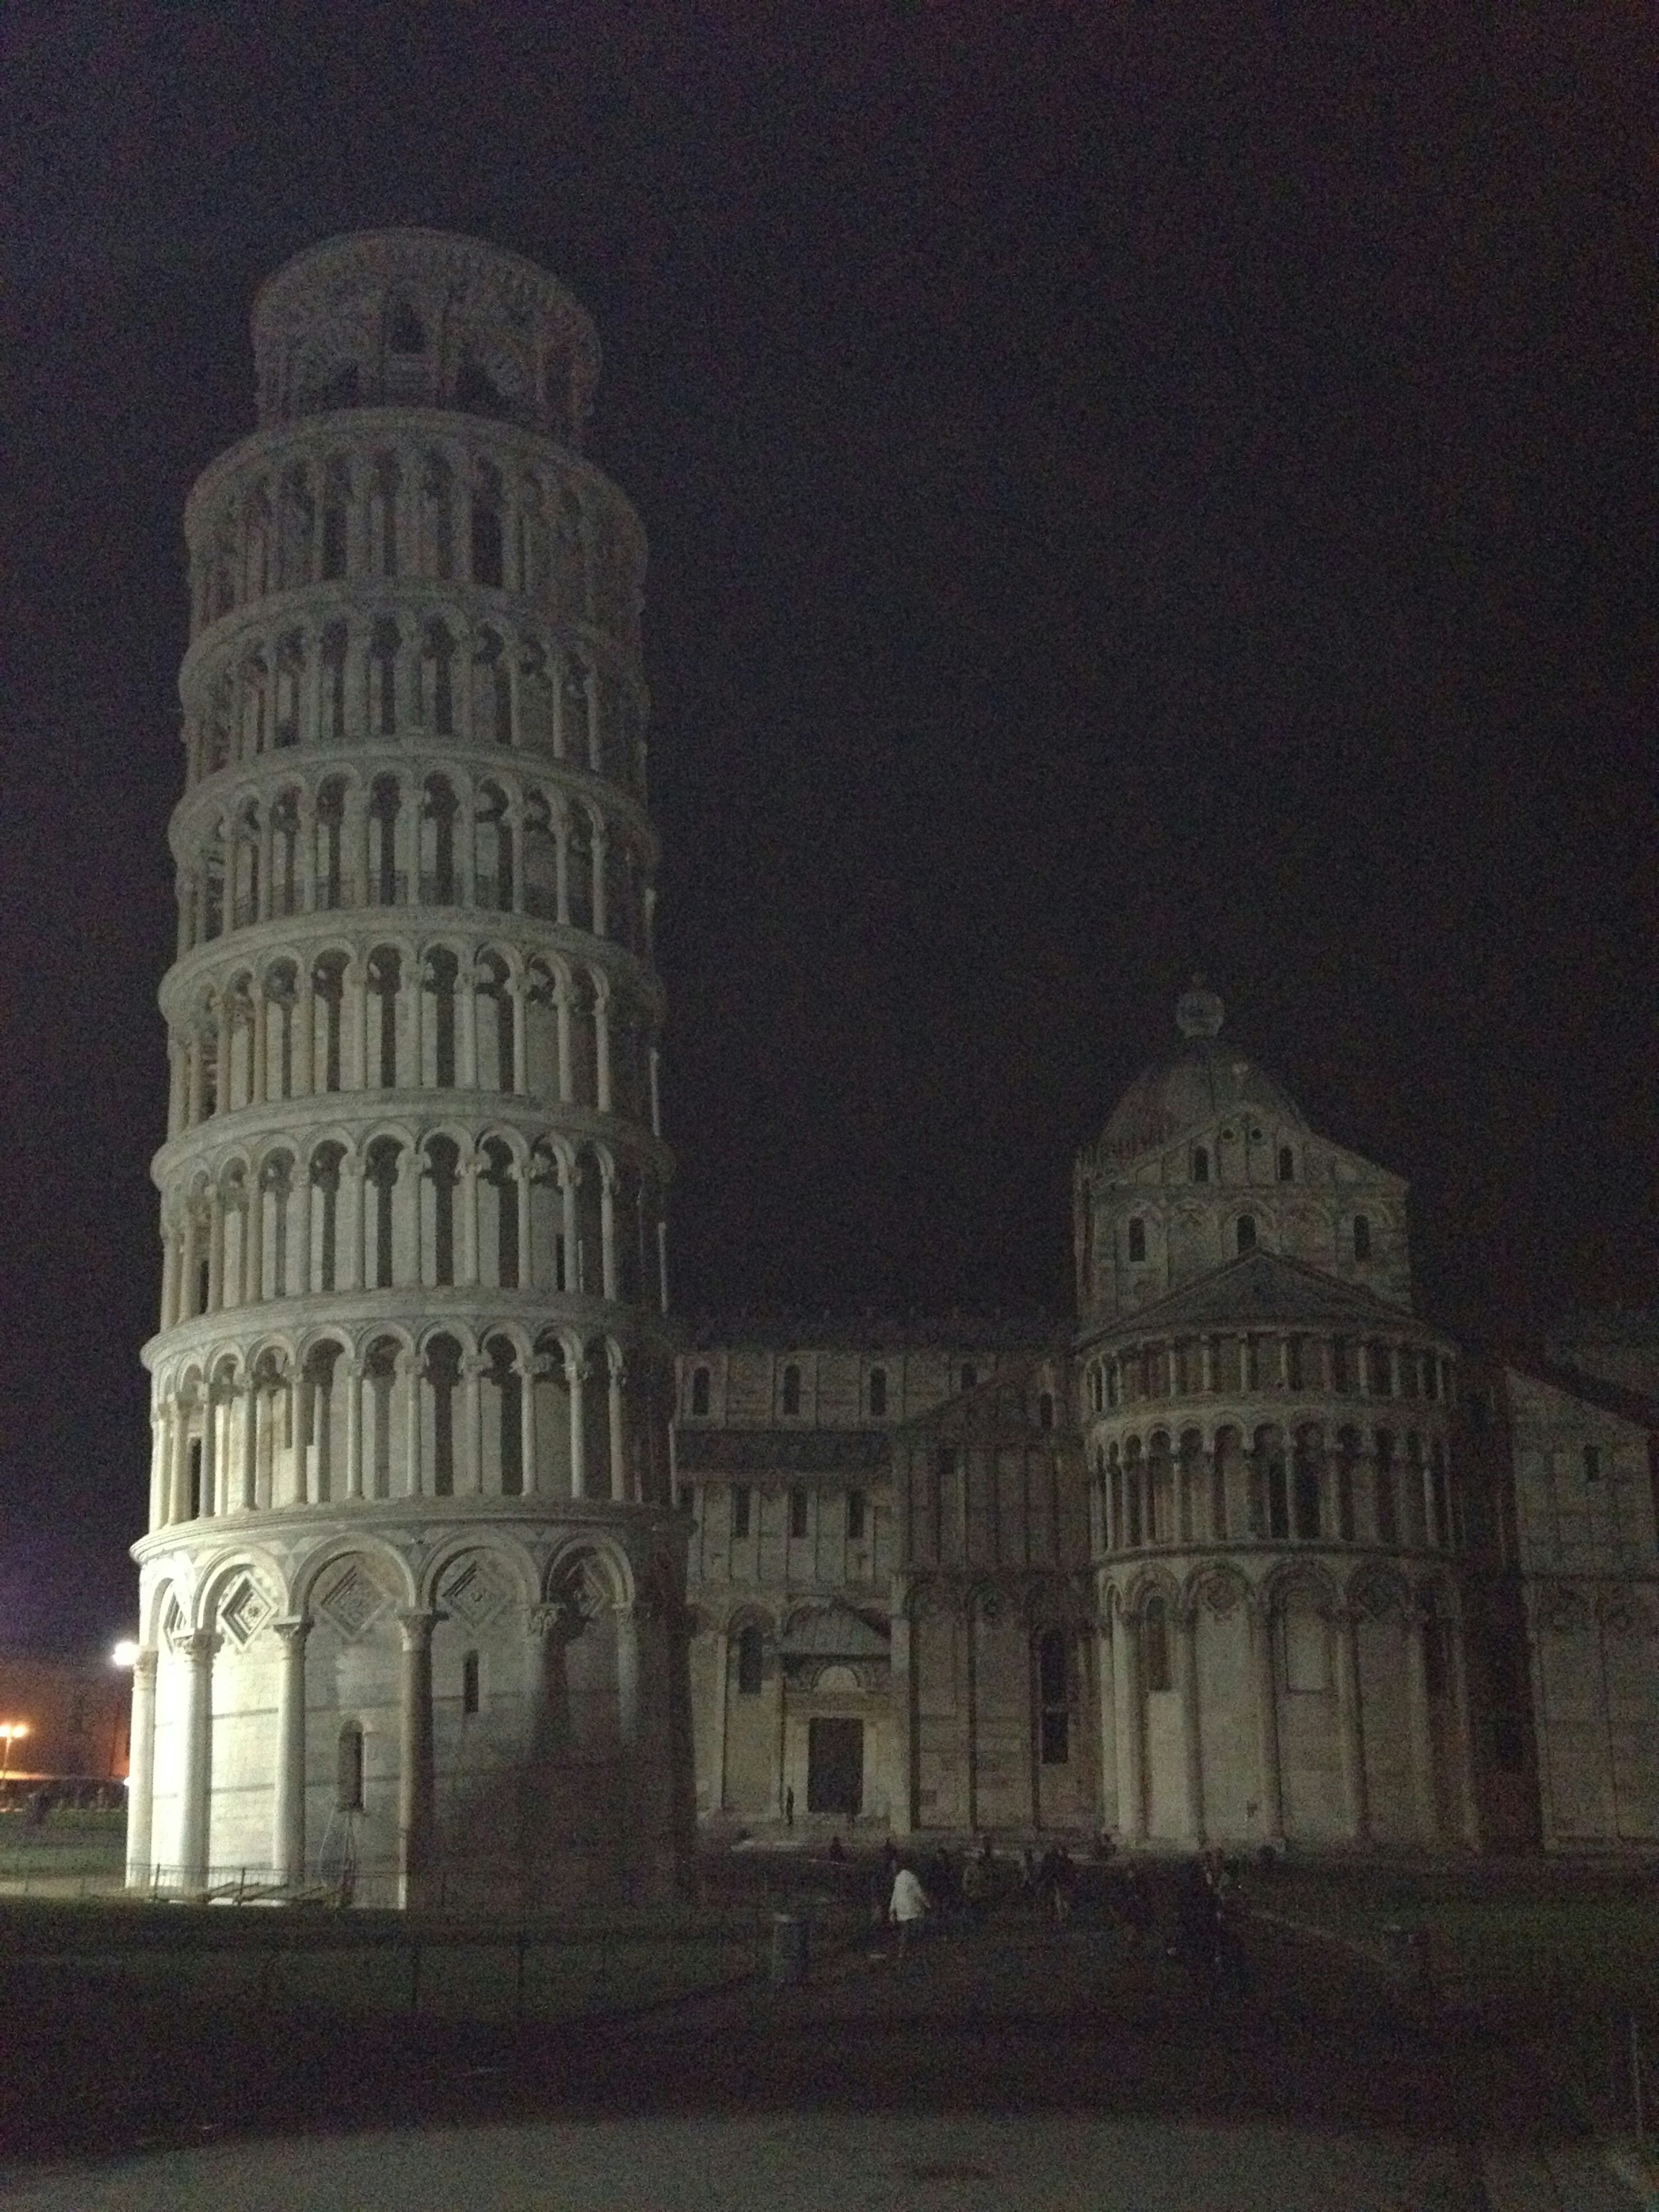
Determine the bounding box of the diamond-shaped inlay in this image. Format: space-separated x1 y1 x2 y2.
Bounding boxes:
317 1561 391 1642
219 1576 272 1648
439 1556 507 1630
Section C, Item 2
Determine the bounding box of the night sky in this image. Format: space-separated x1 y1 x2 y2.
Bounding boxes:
2 6 1654 1650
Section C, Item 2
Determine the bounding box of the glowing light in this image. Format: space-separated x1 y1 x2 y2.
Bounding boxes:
0 1722 29 1782
111 1640 140 1669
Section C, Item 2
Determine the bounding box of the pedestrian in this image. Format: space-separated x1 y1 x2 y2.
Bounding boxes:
1048 1845 1074 1926
888 1861 931 1958
961 1845 988 1928
785 1785 794 1830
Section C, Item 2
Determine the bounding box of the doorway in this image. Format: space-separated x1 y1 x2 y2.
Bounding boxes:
807 1716 863 1816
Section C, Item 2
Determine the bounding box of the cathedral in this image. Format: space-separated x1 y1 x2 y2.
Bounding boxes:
677 983 1659 1857
125 230 1655 1907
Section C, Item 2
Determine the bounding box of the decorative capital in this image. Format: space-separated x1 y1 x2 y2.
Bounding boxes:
272 1615 311 1648
395 1608 439 1650
180 1630 222 1665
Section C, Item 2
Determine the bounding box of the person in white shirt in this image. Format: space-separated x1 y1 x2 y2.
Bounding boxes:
888 1863 930 1957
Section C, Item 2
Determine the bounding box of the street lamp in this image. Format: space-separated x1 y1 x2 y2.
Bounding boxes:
111 1641 140 1669
0 1723 30 1785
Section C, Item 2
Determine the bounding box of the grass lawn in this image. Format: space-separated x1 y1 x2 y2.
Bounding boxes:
1246 1862 1659 2008
0 1893 851 2025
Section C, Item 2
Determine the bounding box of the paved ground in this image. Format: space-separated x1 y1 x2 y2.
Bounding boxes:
0 1891 1632 2209
0 2113 1469 2212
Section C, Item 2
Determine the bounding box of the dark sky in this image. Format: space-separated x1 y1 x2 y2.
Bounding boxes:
1 4 1654 1649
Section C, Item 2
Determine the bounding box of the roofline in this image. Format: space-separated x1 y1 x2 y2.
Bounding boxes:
1074 1250 1449 1348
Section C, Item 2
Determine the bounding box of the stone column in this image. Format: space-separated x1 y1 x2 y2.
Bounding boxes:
343 1357 364 1500
236 1384 257 1510
521 1351 542 1496
615 1603 641 1746
1334 1607 1369 1845
245 1171 264 1304
296 963 315 1093
199 1385 218 1517
1404 1601 1439 1844
555 985 573 1105
567 1351 589 1498
460 1158 481 1286
1445 1612 1481 1847
607 1349 628 1502
170 1404 192 1526
402 1350 423 1497
1176 1603 1205 1846
124 1647 159 1889
206 1190 225 1310
341 1154 364 1291
462 1353 485 1495
271 1618 310 1884
710 1621 730 1815
509 977 529 1093
598 1164 618 1299
1112 1596 1147 1843
594 992 613 1112
396 1611 438 1910
459 965 479 1087
515 1163 533 1289
560 1166 579 1292
1249 1596 1284 1846
890 1580 915 1836
1094 1611 1118 1833
178 1630 219 1893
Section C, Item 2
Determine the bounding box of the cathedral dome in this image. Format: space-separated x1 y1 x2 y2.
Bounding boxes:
1096 985 1307 1160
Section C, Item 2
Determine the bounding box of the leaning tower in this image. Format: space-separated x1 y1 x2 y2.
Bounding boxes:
127 231 690 1907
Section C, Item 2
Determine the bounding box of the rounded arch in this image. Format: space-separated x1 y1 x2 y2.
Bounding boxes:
1120 1565 1182 1623
1185 1561 1252 1619
418 1532 538 1614
541 1537 634 1613
195 1546 291 1632
290 1531 419 1618
141 1571 193 1646
1261 1557 1339 1617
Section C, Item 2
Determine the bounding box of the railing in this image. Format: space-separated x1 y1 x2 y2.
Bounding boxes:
0 1874 866 2023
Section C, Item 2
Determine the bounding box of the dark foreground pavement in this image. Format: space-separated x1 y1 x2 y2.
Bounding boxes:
0 1909 1621 2208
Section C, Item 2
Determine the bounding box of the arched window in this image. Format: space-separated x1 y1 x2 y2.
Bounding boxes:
1192 1145 1210 1184
461 1650 481 1717
960 1362 978 1392
781 1363 802 1417
1128 1217 1147 1264
1352 1214 1372 1261
788 1486 808 1539
1037 1628 1069 1764
1141 1599 1171 1694
690 1365 710 1417
731 1483 752 1538
1039 1391 1055 1432
1277 1145 1295 1182
388 300 426 354
337 1722 364 1811
1236 1214 1257 1255
736 1624 763 1695
868 1367 888 1418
